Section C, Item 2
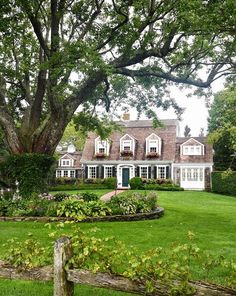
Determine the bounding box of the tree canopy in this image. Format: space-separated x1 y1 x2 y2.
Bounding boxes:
1 0 236 155
208 87 236 171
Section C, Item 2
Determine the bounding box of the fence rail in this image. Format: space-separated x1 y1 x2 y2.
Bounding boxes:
0 237 235 296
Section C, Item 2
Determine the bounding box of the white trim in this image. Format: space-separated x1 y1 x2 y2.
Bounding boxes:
156 165 168 179
138 165 149 179
180 166 205 190
117 164 135 188
180 138 204 156
146 133 162 154
95 137 110 155
87 165 98 179
103 165 114 178
120 134 135 154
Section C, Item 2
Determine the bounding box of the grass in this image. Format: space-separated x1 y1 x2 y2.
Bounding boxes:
49 189 112 197
0 191 235 295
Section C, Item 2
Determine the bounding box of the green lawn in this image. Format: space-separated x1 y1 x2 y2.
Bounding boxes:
0 191 235 295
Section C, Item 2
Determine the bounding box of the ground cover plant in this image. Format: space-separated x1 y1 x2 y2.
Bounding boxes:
0 191 235 295
0 191 160 219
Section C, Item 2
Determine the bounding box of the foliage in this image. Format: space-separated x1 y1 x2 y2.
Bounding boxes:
52 192 70 202
208 88 236 170
60 121 86 151
57 199 111 220
3 227 236 294
212 171 236 196
184 125 191 137
129 177 144 190
103 177 117 189
1 0 236 158
143 178 173 185
80 192 99 202
108 191 159 215
0 154 55 198
3 234 52 269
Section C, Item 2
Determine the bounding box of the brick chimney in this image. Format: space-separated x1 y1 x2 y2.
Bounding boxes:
122 112 130 121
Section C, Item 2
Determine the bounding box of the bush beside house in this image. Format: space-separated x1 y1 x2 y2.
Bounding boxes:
129 177 184 191
212 171 236 196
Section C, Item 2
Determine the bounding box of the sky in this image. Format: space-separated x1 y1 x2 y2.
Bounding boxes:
127 79 225 137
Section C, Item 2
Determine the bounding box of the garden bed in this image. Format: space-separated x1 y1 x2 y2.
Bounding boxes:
0 207 164 223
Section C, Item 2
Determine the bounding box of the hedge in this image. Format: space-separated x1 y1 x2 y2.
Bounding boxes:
212 171 236 196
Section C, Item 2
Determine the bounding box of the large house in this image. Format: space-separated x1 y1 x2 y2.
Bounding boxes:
56 118 213 190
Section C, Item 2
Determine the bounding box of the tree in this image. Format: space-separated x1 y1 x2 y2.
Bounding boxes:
208 88 236 171
199 128 204 137
1 0 236 157
59 122 86 151
184 125 191 137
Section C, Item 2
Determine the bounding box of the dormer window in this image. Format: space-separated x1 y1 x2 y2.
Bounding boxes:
146 133 161 155
181 138 204 156
61 159 71 166
123 140 132 151
95 137 110 156
120 134 135 155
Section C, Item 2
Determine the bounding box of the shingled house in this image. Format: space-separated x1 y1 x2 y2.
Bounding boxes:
78 118 213 190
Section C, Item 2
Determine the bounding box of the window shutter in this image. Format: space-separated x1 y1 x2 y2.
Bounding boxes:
154 166 157 179
96 166 99 178
148 166 151 179
112 166 116 177
85 166 88 179
166 166 170 178
136 166 140 177
101 166 104 178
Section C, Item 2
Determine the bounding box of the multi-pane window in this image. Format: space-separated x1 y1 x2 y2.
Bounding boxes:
63 170 68 177
56 170 62 177
122 140 132 151
61 159 70 166
157 166 166 179
95 138 109 155
140 166 148 179
182 168 203 181
104 166 113 178
88 166 97 179
183 145 202 155
99 147 105 153
70 170 75 178
149 140 158 153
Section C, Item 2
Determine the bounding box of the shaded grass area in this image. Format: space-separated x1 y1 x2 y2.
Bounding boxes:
0 191 235 295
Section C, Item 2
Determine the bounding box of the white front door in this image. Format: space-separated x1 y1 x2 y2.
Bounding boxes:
181 167 204 190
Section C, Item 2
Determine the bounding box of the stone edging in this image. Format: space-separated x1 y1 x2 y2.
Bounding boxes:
0 207 164 223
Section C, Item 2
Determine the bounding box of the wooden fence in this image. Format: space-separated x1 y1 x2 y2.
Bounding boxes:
0 236 236 296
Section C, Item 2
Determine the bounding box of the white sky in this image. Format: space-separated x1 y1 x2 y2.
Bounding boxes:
127 80 224 137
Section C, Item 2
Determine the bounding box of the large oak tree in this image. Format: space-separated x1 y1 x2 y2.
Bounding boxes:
0 0 236 156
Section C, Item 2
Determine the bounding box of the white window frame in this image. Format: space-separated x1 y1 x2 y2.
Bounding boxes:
122 140 132 151
95 137 110 155
88 165 97 179
156 165 168 179
56 170 62 177
70 170 75 178
146 133 161 154
181 138 204 156
104 165 113 178
139 165 149 179
63 170 69 177
61 159 71 166
120 134 135 154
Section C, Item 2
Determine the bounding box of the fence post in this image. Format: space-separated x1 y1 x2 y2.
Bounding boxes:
54 236 74 296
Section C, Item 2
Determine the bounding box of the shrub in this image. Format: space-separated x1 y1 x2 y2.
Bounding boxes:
103 177 117 189
57 199 111 219
129 177 144 189
108 194 138 215
0 153 55 198
212 171 236 196
80 192 99 202
49 184 79 191
53 192 70 202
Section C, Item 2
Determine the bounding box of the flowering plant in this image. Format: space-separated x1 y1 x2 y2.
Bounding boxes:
120 150 133 157
94 152 106 158
146 152 159 158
